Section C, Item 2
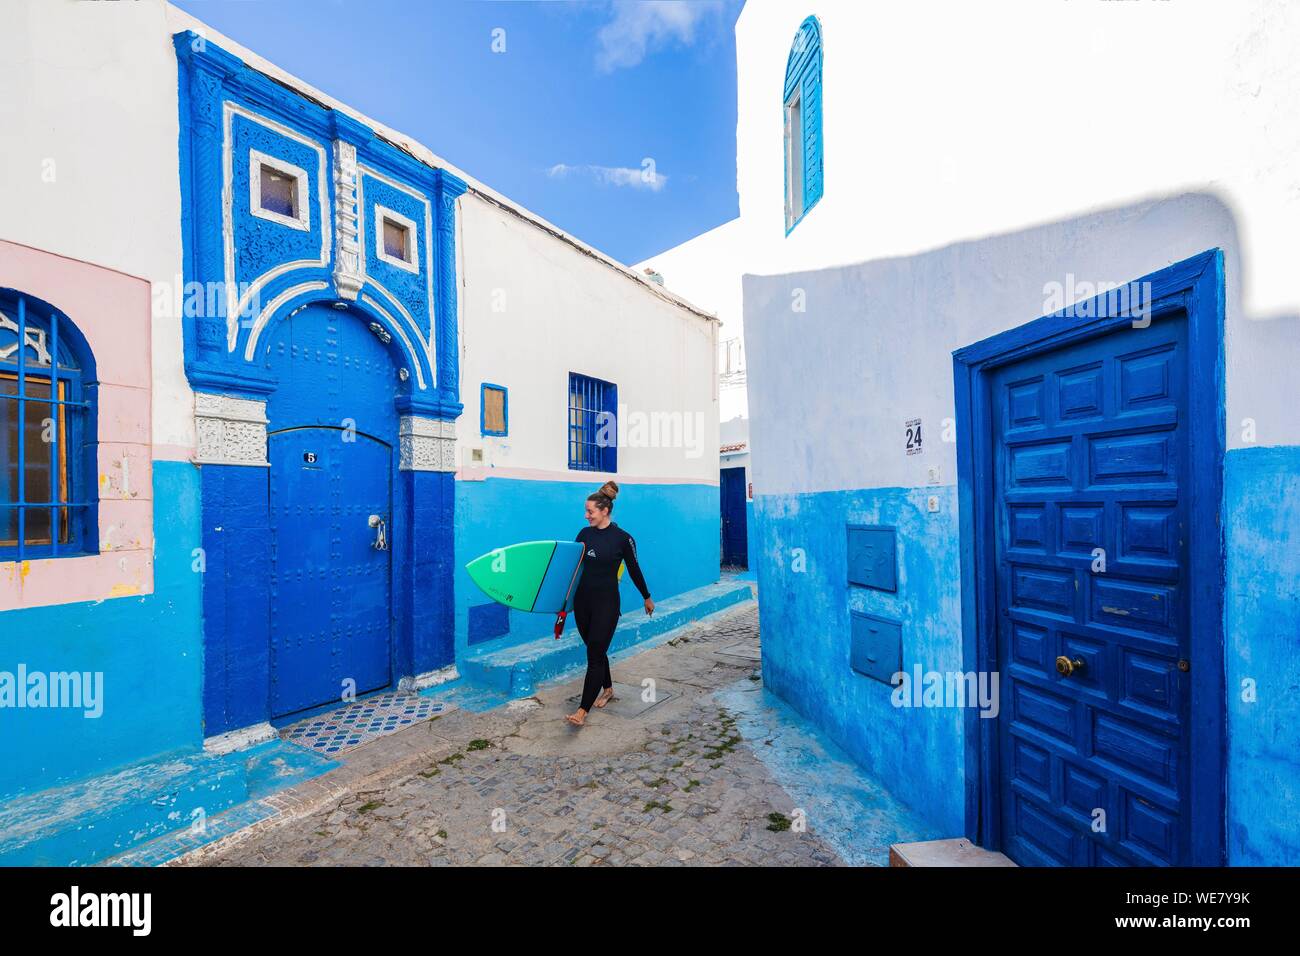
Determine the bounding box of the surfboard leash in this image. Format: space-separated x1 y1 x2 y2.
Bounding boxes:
556 549 585 639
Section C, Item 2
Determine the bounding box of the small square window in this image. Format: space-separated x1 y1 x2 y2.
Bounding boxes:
373 204 420 273
260 166 297 218
248 150 310 231
383 218 410 262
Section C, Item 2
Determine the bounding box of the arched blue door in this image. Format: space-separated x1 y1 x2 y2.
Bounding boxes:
264 303 399 718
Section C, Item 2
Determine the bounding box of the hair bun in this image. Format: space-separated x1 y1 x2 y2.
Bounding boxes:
598 480 619 500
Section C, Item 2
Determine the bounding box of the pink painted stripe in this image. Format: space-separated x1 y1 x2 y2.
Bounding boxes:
0 550 155 612
152 444 197 463
455 465 718 486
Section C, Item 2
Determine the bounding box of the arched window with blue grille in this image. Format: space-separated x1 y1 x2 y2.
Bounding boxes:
784 15 824 233
0 290 97 560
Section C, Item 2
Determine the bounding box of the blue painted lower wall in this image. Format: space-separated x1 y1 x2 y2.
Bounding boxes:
1224 444 1300 865
0 460 204 801
1 470 717 805
200 462 270 738
753 484 966 836
753 444 1300 864
0 464 724 860
454 477 719 656
402 469 456 676
744 499 755 569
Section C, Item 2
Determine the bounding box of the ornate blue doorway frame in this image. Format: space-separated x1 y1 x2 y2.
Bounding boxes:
174 33 467 741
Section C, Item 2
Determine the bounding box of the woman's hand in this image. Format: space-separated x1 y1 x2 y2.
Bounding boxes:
644 597 655 617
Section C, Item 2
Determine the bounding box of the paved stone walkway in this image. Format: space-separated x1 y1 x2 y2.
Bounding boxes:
192 603 846 867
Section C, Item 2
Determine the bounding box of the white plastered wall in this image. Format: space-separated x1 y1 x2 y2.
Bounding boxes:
0 0 190 455
457 194 719 484
641 0 1300 476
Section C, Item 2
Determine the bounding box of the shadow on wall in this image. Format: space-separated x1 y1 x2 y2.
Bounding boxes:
740 191 1300 864
745 190 1299 471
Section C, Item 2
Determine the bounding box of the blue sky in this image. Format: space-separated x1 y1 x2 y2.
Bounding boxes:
175 0 742 265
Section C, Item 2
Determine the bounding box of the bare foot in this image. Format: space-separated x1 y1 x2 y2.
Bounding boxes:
565 708 588 726
594 687 615 708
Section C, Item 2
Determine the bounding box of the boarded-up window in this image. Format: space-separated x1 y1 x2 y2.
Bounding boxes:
482 384 507 436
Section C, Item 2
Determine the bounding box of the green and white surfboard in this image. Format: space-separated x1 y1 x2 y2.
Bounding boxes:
464 540 586 613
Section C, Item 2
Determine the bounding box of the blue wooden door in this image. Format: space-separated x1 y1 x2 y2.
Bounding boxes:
720 466 748 568
991 315 1191 865
268 427 392 717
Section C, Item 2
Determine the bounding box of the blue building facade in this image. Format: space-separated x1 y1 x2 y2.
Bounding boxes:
174 34 467 739
174 33 723 741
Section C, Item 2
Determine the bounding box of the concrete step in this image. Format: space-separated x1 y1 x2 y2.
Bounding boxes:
889 837 1017 867
0 736 335 866
459 579 754 697
0 750 248 866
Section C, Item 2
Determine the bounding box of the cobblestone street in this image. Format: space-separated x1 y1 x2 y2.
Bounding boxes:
189 603 862 867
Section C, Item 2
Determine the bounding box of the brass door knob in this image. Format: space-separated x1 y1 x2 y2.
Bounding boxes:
1056 655 1085 677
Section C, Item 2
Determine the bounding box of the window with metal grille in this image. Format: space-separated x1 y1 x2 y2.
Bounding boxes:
481 383 507 436
567 372 617 473
0 290 96 560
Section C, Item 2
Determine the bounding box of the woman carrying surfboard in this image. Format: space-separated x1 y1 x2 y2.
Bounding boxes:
566 481 654 727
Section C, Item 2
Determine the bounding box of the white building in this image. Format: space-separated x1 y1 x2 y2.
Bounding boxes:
645 0 1300 867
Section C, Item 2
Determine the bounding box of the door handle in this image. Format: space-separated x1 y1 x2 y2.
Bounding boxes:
1055 655 1085 678
368 514 388 551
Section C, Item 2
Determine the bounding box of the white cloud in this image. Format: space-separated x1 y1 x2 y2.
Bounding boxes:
595 0 722 73
547 162 668 192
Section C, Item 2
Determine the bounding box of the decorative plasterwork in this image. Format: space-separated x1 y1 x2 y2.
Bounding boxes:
222 101 331 350
357 162 437 355
178 34 466 414
359 293 426 391
193 392 270 467
243 280 329 362
332 140 364 301
399 415 456 472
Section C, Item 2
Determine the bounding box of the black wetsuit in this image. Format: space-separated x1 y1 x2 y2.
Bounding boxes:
573 522 651 712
